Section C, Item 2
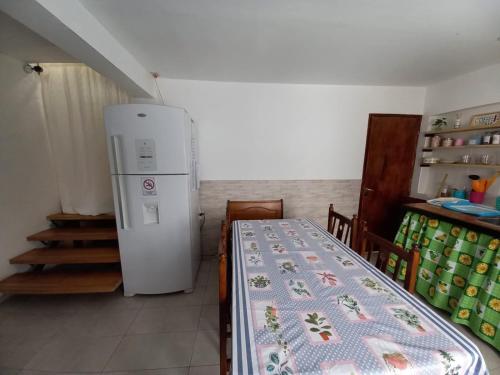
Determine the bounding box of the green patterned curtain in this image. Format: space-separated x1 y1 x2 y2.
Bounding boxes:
394 211 500 349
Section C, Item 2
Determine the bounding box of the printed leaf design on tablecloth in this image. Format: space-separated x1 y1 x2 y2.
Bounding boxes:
249 275 271 289
288 279 312 297
265 232 281 241
301 251 322 265
337 294 367 320
241 230 256 239
263 306 293 375
291 238 309 248
439 350 461 375
359 277 399 302
278 260 299 274
299 222 312 230
261 225 274 232
244 241 259 252
392 308 425 332
382 352 411 372
264 306 288 353
285 229 299 237
240 222 252 229
265 352 294 375
335 255 355 267
246 253 263 266
304 312 333 341
308 231 326 241
316 271 337 286
270 243 287 254
320 242 337 252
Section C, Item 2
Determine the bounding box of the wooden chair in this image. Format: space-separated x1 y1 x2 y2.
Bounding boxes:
327 204 358 248
359 223 420 294
218 220 230 375
226 199 284 226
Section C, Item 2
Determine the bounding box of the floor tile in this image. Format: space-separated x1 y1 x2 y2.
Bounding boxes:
105 332 196 371
60 308 138 337
128 306 201 334
0 311 63 340
207 270 218 287
198 305 218 331
104 368 189 375
199 260 211 274
190 330 219 366
24 335 121 372
189 365 219 375
195 271 209 288
0 334 50 369
203 283 218 306
102 291 146 311
19 370 84 375
142 289 205 309
0 368 20 375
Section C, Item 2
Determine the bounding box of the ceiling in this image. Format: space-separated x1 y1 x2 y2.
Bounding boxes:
0 10 76 63
79 0 500 86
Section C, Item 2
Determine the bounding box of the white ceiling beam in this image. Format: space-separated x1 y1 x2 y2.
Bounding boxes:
0 0 155 97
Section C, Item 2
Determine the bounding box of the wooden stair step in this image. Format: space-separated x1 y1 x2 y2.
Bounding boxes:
10 247 120 265
0 269 122 294
47 212 115 222
27 227 118 241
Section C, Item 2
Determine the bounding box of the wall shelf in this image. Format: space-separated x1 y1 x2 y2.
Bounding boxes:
424 124 500 136
420 163 500 169
422 144 500 152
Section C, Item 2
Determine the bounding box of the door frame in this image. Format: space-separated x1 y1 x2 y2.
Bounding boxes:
358 113 422 234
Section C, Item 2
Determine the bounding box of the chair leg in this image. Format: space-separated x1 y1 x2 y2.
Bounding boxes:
220 310 227 375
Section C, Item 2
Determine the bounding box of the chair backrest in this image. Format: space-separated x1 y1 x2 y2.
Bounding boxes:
359 224 420 294
327 204 357 247
226 199 284 226
218 220 229 375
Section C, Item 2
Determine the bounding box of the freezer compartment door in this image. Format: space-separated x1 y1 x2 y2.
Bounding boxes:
111 174 193 294
105 104 189 175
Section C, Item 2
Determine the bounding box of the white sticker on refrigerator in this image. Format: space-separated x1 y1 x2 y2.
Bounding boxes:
141 176 157 196
135 139 157 171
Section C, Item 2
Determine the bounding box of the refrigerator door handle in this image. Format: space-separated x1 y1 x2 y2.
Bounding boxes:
111 135 123 174
115 175 130 230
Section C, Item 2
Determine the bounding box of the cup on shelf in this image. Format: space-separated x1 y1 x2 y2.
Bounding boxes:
461 154 471 164
454 138 464 146
468 136 481 145
442 137 454 147
479 154 491 165
469 191 485 204
431 135 441 148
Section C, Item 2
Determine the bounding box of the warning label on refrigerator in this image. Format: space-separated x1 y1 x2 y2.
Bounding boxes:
135 139 157 171
141 177 157 196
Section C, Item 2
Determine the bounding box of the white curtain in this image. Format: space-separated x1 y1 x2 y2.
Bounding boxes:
40 63 129 215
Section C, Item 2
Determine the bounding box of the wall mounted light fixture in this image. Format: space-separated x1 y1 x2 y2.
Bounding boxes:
23 63 44 75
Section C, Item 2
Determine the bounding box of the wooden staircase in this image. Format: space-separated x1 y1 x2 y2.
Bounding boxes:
0 213 122 295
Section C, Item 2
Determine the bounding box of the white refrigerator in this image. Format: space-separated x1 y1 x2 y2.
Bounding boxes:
105 104 201 296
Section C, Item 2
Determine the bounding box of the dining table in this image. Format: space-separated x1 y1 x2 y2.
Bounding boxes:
231 218 488 375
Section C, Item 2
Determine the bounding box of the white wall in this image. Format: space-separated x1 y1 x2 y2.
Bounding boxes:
0 53 60 280
424 63 500 115
159 79 426 180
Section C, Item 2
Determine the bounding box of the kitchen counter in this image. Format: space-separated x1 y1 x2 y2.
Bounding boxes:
404 202 500 236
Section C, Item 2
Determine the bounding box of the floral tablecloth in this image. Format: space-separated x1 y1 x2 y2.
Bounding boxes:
232 218 487 374
394 211 500 350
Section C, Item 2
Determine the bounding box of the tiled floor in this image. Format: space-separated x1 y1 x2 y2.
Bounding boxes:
0 257 499 374
0 258 220 375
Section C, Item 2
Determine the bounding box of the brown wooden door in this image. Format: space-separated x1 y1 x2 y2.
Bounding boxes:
358 114 421 240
